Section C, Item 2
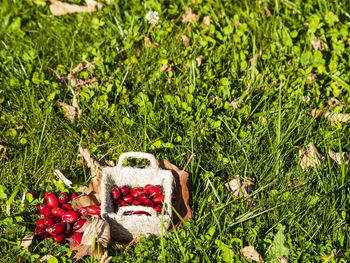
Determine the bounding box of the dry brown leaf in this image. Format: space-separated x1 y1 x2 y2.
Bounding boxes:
241 246 263 262
299 142 324 171
71 63 84 75
160 64 172 72
72 194 99 210
0 145 8 161
20 235 35 248
328 97 345 109
328 149 349 165
225 175 254 198
278 256 288 263
310 37 328 51
182 35 190 48
85 62 95 72
144 36 159 47
69 216 110 262
264 6 271 17
49 0 102 16
181 8 198 23
57 94 82 122
54 169 72 187
307 73 317 83
202 16 210 26
311 109 350 123
48 67 97 88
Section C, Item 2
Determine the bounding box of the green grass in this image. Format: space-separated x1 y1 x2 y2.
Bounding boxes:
1 0 350 261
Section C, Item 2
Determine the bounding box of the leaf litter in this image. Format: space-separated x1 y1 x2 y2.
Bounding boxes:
297 142 324 171
181 8 198 23
241 246 263 262
49 0 102 16
225 175 255 198
56 93 82 123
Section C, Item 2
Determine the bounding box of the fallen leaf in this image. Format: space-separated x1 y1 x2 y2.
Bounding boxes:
69 216 110 262
49 0 102 16
20 235 35 248
311 109 350 123
182 35 190 48
196 57 202 67
202 16 210 26
0 145 8 161
48 66 97 89
328 149 349 165
160 64 172 72
72 194 99 210
181 8 198 23
310 37 328 51
225 175 254 198
57 94 82 122
71 63 84 75
278 256 288 263
241 246 263 262
54 169 73 187
328 97 344 109
264 6 271 17
144 36 159 47
298 142 324 171
307 73 317 82
85 62 95 72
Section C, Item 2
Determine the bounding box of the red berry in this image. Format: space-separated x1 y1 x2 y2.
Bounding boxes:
45 193 59 208
130 187 143 198
62 211 79 223
123 194 134 204
86 206 101 216
58 193 69 204
114 199 127 207
142 198 154 207
47 223 66 235
40 206 52 218
133 211 151 216
78 207 88 216
132 200 143 206
71 232 82 246
119 185 130 196
143 184 153 192
66 223 73 234
44 191 52 199
146 186 162 197
111 188 121 199
61 203 73 211
152 194 164 205
73 219 86 230
36 227 49 239
51 207 66 218
51 234 65 243
36 219 46 228
44 215 60 226
154 205 162 214
38 204 48 212
70 192 81 201
136 192 149 202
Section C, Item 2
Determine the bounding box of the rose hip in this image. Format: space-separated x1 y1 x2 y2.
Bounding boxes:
73 219 86 230
86 206 101 216
62 211 79 223
152 194 164 205
58 193 69 204
71 231 82 246
111 187 121 199
47 223 66 235
130 187 143 198
40 206 52 218
45 193 59 208
70 192 80 201
146 185 162 197
132 200 143 206
123 195 134 204
51 207 66 218
66 223 73 234
154 205 162 214
136 192 149 203
78 207 88 216
36 219 46 228
51 234 65 243
114 199 127 207
119 185 130 196
142 198 154 207
36 227 49 239
61 203 73 211
38 204 48 212
44 215 59 226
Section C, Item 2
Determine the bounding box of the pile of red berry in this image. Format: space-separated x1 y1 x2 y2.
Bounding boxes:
111 184 165 215
35 191 101 245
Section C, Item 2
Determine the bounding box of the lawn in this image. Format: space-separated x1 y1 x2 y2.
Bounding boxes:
0 0 350 261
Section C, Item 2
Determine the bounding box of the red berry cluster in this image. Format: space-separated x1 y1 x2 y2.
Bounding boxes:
35 191 100 246
111 184 165 215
